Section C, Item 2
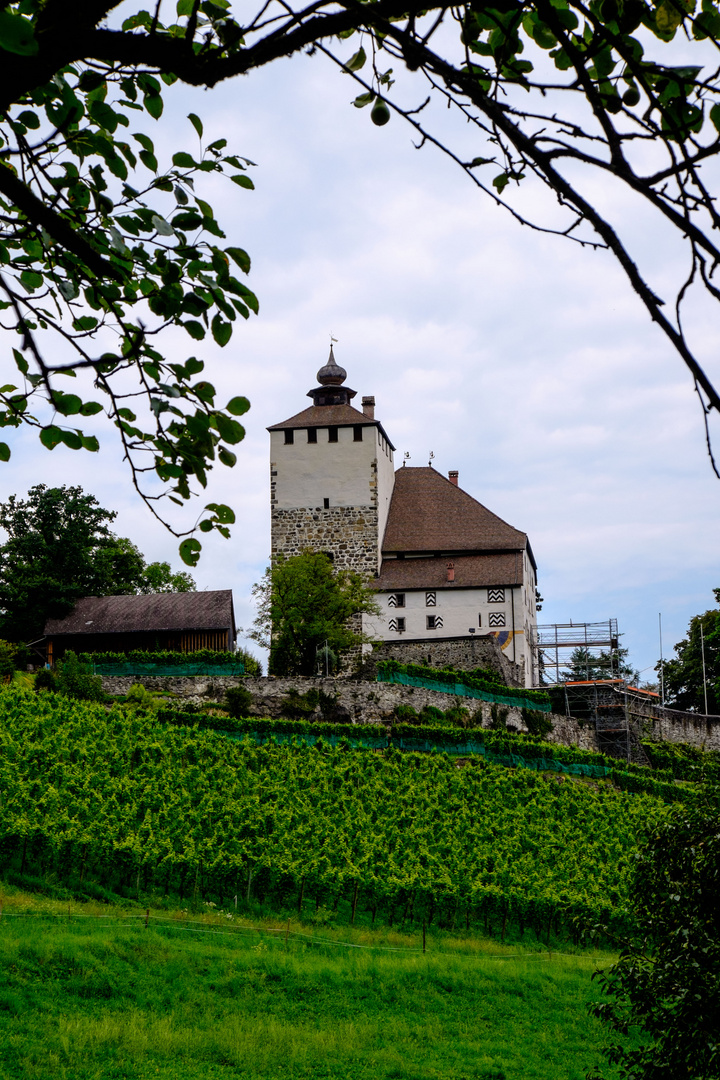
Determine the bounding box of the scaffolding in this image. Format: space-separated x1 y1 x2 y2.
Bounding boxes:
562 679 631 760
531 620 619 684
531 620 631 759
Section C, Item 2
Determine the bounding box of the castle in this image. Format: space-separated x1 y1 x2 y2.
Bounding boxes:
268 349 540 687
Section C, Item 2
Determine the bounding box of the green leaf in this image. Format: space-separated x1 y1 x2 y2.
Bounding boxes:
493 173 510 193
0 12 38 56
20 270 43 293
79 401 103 416
206 502 236 524
0 442 10 462
353 92 375 108
12 349 28 376
81 435 100 452
230 175 254 190
179 537 202 566
226 247 251 273
52 393 82 416
710 102 720 133
151 214 174 236
215 414 245 444
188 113 203 138
17 109 40 129
59 430 83 450
346 46 367 71
193 381 216 403
144 92 164 120
183 320 206 340
227 395 250 416
211 315 232 346
173 151 196 168
40 425 64 450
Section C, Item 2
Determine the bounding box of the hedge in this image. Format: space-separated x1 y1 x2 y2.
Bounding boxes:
377 659 552 709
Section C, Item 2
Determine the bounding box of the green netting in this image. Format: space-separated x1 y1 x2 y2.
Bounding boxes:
95 661 245 676
377 669 552 711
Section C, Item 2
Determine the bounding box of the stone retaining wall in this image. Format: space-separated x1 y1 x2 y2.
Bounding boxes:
101 673 720 756
101 673 595 750
358 635 522 687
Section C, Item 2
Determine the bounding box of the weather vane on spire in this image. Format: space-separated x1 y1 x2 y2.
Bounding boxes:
428 451 435 467
330 333 338 345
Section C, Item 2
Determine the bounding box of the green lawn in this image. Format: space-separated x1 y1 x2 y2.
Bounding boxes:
0 893 622 1080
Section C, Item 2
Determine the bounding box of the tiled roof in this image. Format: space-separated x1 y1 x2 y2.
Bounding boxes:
375 553 523 591
382 467 529 556
268 404 371 430
44 590 235 636
267 404 396 448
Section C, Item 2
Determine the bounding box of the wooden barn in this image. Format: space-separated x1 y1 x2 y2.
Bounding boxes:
43 590 236 663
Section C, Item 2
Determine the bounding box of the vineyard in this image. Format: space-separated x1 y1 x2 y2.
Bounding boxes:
0 687 676 941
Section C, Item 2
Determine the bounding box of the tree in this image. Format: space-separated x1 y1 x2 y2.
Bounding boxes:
588 794 720 1080
137 560 196 593
249 551 379 675
0 483 195 641
0 1 720 567
564 645 640 683
659 589 720 713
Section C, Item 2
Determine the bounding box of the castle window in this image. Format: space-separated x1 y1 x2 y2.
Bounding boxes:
388 617 405 633
489 612 506 628
353 425 363 442
488 587 505 603
323 497 330 509
425 591 436 607
478 614 482 627
387 593 405 608
328 426 338 443
307 428 317 444
284 429 294 445
426 615 443 630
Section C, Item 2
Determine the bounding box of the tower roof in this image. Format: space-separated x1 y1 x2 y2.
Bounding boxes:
316 345 347 386
381 466 533 563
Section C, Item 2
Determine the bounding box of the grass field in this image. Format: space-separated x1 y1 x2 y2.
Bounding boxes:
0 887 624 1080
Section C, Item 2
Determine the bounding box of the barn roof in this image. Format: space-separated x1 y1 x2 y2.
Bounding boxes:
381 467 533 565
375 552 524 591
44 590 235 636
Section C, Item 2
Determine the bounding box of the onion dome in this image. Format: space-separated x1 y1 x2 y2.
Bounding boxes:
316 345 347 386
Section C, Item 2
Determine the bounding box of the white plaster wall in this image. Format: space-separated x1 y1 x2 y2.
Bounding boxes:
364 584 534 684
271 426 381 509
376 431 395 545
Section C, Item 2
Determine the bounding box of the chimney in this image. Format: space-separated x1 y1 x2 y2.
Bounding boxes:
362 395 375 420
448 470 458 486
446 562 455 583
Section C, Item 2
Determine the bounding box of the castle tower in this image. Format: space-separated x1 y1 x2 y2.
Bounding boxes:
267 349 396 576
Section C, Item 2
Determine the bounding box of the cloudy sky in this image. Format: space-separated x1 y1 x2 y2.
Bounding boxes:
2 19 719 678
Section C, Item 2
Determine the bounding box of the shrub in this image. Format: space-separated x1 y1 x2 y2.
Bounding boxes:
522 708 554 738
443 704 471 728
394 704 419 723
125 682 163 711
0 639 17 681
490 704 509 730
34 667 57 693
55 652 106 702
236 648 263 676
226 685 254 719
418 704 445 725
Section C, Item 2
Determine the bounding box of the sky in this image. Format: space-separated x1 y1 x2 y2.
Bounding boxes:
1 15 719 679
